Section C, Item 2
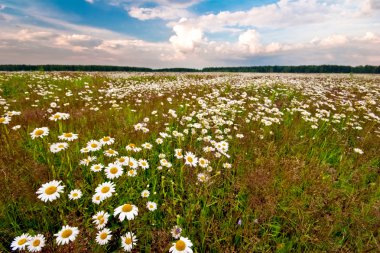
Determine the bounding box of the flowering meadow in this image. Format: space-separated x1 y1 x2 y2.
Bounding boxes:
0 72 379 252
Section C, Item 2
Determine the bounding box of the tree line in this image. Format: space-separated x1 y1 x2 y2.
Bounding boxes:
0 64 379 73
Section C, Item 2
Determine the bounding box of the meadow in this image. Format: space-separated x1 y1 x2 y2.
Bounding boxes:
0 72 379 252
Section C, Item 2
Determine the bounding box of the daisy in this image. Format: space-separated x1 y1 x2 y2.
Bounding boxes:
55 225 79 246
171 226 182 239
114 203 138 221
127 157 138 169
121 232 137 252
126 143 137 152
184 152 198 167
223 163 232 169
27 234 45 252
141 142 153 149
95 181 116 200
354 148 364 154
0 116 10 124
92 193 103 204
96 228 112 245
174 149 183 159
169 237 193 253
141 190 150 198
105 163 123 179
198 158 209 168
30 127 49 139
50 142 69 153
197 173 209 182
104 149 118 157
87 140 102 152
127 169 137 177
10 233 31 251
58 132 78 141
68 189 82 200
90 163 104 172
80 147 90 153
146 201 157 211
92 211 110 229
100 136 115 145
115 156 129 166
80 156 97 166
138 159 149 169
36 180 65 202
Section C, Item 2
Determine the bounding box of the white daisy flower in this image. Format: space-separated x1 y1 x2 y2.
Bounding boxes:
100 136 115 145
58 132 78 141
184 152 198 167
114 203 138 221
30 127 49 139
138 159 149 169
36 180 65 202
27 234 45 252
141 190 150 198
121 232 137 252
87 140 102 151
169 237 193 253
68 189 82 200
96 228 112 245
92 211 110 229
90 163 104 172
10 233 31 251
54 225 79 245
95 181 116 200
104 163 123 179
146 201 157 211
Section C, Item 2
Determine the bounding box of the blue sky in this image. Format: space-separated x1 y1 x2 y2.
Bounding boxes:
0 0 379 67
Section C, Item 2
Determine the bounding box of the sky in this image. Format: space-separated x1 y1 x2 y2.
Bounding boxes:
0 0 379 68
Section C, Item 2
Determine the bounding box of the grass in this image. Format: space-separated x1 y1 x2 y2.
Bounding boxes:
0 72 379 252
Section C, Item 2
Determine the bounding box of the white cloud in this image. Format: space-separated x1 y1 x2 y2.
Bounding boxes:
0 4 5 10
169 19 204 53
85 0 94 4
128 6 189 20
238 30 262 54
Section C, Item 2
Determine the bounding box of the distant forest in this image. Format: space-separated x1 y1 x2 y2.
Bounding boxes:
0 65 379 73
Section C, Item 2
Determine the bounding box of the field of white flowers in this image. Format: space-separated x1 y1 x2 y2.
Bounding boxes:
0 72 379 252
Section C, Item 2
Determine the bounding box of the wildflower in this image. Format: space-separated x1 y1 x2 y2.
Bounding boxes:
50 142 69 153
114 203 138 221
49 112 70 121
92 194 102 205
10 233 31 251
68 189 82 200
223 163 232 169
30 127 49 139
96 228 112 245
27 234 45 252
36 180 65 202
104 149 118 157
95 181 116 200
127 169 137 177
100 136 114 145
121 232 137 252
174 149 183 159
12 125 21 130
127 157 138 169
87 140 102 152
92 211 110 229
184 152 198 167
0 116 10 124
58 132 78 141
197 173 209 182
141 190 150 198
80 147 90 153
146 201 157 211
156 138 163 144
138 159 149 169
354 148 364 154
105 163 123 179
90 163 104 172
80 156 97 166
170 237 193 253
171 226 182 239
55 225 79 245
198 158 209 168
142 142 153 149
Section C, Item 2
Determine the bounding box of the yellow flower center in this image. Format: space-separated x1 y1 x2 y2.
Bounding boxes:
35 129 44 136
53 114 60 119
119 158 125 163
91 143 98 148
101 186 110 193
125 237 132 245
128 161 134 167
187 156 193 163
61 229 73 238
45 186 57 195
122 204 133 212
100 232 107 240
32 239 41 247
0 117 5 123
64 133 73 137
99 218 105 224
103 137 110 142
95 196 100 201
175 240 186 251
18 238 27 245
58 144 65 148
110 167 118 174
128 144 135 148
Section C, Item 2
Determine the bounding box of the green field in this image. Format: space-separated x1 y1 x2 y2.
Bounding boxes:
1 72 379 252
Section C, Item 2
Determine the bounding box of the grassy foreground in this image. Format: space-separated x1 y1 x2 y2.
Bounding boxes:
0 72 379 252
